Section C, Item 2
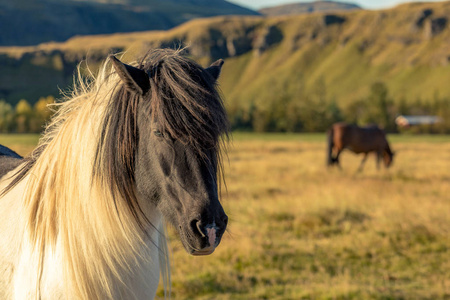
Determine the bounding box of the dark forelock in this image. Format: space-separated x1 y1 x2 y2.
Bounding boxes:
139 49 229 155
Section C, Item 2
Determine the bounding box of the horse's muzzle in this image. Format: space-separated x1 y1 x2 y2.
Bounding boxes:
191 227 217 256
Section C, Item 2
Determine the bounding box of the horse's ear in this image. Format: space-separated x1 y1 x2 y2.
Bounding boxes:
205 59 224 82
110 55 150 95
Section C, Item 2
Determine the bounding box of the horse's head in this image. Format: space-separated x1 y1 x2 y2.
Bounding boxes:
383 150 394 168
110 51 228 256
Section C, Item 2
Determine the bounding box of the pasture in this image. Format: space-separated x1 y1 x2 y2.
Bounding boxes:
1 133 449 299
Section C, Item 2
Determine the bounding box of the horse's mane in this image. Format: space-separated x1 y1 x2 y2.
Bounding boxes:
3 48 228 298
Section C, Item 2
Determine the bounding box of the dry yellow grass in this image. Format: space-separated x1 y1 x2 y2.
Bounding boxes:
162 133 450 299
1 133 449 299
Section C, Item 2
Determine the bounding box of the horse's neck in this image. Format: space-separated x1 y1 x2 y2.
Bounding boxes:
123 215 165 299
12 220 164 300
25 198 163 299
99 212 164 299
0 165 167 299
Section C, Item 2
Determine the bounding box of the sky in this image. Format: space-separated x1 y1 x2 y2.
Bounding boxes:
227 0 448 10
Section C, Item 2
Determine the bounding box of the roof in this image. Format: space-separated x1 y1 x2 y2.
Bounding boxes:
395 115 443 127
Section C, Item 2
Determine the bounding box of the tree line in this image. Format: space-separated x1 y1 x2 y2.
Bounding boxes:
0 96 54 133
228 81 450 134
1 82 449 134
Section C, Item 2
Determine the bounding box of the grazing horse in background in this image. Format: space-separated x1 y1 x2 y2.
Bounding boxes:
0 48 229 299
327 122 394 171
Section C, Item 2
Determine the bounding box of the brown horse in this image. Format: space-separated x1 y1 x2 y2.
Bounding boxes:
327 122 394 171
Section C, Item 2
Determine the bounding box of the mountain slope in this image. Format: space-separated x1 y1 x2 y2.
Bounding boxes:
1 1 450 114
0 0 258 46
259 1 361 16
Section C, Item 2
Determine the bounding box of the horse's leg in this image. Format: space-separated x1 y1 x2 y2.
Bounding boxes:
335 149 343 170
357 153 368 172
376 151 381 170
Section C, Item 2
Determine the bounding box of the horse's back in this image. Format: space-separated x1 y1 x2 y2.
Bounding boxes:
0 145 22 159
331 122 355 150
0 145 23 180
332 123 387 153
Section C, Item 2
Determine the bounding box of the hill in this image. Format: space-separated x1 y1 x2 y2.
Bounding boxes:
0 0 258 46
1 1 450 131
259 1 361 16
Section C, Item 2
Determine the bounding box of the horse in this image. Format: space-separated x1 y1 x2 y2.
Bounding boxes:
327 122 394 171
0 48 229 299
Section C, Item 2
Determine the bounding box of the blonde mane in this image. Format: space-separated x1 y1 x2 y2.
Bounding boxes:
9 57 170 299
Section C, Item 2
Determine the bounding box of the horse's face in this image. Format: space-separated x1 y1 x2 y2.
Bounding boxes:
135 125 227 255
111 55 228 255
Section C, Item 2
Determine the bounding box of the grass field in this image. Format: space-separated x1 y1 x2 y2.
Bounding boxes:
1 133 449 299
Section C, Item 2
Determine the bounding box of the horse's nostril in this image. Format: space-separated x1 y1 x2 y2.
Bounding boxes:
190 219 206 237
222 215 228 227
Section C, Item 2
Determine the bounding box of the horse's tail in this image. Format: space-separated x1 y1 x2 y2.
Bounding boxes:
327 127 335 166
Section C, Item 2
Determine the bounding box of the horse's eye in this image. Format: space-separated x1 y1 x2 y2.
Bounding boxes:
154 130 163 137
